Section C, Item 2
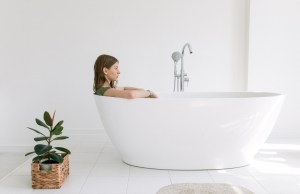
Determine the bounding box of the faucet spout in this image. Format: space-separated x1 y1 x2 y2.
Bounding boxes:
182 43 193 55
180 43 192 91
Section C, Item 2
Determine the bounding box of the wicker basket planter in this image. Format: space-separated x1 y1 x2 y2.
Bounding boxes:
31 154 69 189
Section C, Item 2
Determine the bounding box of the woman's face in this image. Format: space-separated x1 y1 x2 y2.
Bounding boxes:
104 62 120 82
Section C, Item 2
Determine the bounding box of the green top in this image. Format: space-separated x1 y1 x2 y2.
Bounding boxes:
95 87 110 96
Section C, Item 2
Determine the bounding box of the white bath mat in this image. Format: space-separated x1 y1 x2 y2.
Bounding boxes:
156 183 255 194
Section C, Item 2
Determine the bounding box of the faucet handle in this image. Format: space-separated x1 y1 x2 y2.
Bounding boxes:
184 77 189 87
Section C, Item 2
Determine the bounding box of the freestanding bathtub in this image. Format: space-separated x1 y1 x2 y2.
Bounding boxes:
94 92 284 170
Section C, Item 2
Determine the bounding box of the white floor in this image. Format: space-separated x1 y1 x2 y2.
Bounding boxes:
0 153 27 180
1 132 300 194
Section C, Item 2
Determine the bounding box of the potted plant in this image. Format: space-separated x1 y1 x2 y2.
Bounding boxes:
25 111 71 189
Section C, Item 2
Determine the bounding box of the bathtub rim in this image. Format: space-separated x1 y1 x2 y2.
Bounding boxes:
94 91 284 99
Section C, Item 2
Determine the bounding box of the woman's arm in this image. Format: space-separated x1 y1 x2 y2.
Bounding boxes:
116 87 143 91
103 88 155 99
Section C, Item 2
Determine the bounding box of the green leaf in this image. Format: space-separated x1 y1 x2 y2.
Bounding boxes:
43 111 52 126
51 126 63 135
34 144 52 155
32 155 44 162
49 152 63 163
34 136 49 142
54 147 71 154
53 120 64 131
27 127 46 137
35 119 49 129
25 151 35 156
53 136 69 141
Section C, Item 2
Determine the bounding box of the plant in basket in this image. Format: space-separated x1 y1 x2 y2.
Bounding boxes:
25 111 71 171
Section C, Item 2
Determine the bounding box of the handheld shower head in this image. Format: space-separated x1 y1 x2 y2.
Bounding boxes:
171 51 182 63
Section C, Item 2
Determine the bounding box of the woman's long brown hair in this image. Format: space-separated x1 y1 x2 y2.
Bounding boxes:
93 54 119 93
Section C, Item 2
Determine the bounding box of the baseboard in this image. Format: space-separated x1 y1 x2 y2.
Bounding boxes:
3 128 297 152
65 128 105 135
0 145 32 153
269 129 300 139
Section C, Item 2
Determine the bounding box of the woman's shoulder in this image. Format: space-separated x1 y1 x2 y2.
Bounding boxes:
95 87 111 96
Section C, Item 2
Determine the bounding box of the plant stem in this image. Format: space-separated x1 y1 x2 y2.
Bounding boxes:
48 126 52 161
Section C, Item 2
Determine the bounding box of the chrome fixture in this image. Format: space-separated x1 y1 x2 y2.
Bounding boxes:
171 43 193 92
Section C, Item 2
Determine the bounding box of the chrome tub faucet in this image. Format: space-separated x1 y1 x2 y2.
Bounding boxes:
171 43 193 92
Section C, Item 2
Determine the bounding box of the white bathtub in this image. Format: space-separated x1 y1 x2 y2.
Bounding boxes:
94 92 284 170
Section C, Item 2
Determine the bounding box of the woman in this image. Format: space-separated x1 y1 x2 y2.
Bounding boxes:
93 54 158 99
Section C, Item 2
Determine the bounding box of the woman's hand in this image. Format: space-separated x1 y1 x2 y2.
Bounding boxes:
150 92 158 98
147 90 158 98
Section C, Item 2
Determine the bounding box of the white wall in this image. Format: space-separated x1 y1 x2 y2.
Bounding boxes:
248 0 300 137
0 0 249 147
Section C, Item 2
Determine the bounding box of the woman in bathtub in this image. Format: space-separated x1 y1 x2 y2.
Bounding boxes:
93 54 158 99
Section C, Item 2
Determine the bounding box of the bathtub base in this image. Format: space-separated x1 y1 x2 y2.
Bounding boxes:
123 160 251 170
121 151 255 170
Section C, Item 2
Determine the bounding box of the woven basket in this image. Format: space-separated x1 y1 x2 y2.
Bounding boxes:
31 154 69 189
